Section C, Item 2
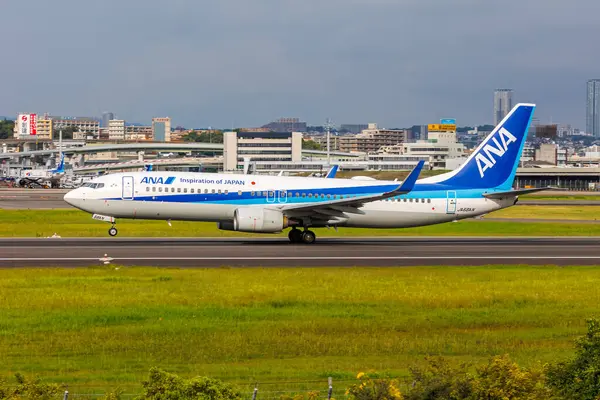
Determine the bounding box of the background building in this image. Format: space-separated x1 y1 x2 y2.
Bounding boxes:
108 120 125 140
126 126 152 141
223 131 302 171
262 118 307 133
49 116 100 140
494 89 514 125
152 117 172 142
35 117 53 139
338 123 407 153
587 79 600 137
102 112 114 128
340 124 368 134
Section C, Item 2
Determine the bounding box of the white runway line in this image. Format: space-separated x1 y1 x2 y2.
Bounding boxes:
1 256 600 261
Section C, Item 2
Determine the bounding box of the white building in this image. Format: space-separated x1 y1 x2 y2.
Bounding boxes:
380 128 465 169
223 131 303 172
108 119 125 140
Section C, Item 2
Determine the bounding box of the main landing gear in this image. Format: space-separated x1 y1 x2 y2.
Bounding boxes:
288 228 316 244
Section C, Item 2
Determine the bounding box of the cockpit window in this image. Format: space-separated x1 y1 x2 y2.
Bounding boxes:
81 182 104 189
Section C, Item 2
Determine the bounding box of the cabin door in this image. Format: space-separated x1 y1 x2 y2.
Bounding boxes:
122 176 134 200
446 191 457 214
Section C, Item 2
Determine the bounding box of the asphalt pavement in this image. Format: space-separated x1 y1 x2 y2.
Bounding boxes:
1 237 600 267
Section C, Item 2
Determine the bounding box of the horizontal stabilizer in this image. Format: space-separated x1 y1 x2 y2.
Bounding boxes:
483 187 559 199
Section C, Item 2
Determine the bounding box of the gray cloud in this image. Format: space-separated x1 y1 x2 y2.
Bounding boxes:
1 0 599 128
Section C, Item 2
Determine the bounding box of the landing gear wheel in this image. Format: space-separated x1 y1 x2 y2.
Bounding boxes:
301 230 316 244
108 227 118 237
288 229 303 243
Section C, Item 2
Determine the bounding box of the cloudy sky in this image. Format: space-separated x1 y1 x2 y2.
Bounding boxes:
1 0 598 129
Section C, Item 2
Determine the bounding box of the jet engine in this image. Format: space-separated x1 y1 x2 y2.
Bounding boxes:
217 207 289 233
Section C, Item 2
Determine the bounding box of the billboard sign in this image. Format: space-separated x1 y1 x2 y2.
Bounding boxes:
17 114 37 136
440 118 456 125
428 124 457 131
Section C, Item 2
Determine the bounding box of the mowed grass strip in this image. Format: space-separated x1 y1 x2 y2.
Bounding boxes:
1 266 600 391
0 209 599 237
488 205 600 220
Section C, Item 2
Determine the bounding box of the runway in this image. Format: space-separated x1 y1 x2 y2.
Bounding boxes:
0 189 69 209
2 237 600 267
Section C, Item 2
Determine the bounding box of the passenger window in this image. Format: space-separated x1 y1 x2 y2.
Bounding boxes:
204 189 208 194
308 193 313 198
184 188 188 193
326 194 331 199
146 187 150 192
409 199 413 203
238 190 242 196
251 191 255 196
159 187 163 192
218 189 222 194
177 188 182 193
427 199 431 203
269 191 274 197
191 188 195 194
224 190 228 195
421 199 425 203
171 188 175 193
152 187 156 192
212 189 215 194
263 191 267 196
302 193 306 198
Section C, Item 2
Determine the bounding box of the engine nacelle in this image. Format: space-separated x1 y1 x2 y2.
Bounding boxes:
217 207 289 233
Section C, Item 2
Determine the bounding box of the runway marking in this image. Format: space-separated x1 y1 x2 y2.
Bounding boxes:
2 256 600 261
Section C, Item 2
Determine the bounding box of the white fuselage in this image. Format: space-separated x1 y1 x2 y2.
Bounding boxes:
64 171 515 229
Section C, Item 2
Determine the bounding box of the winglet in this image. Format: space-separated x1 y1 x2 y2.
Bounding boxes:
397 160 424 193
325 165 339 178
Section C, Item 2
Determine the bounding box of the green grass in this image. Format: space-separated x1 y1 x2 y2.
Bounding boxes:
1 209 599 238
0 266 598 393
489 205 600 220
521 195 600 201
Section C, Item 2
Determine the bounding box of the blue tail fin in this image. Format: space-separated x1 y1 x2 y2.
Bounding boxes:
53 153 65 173
424 103 535 190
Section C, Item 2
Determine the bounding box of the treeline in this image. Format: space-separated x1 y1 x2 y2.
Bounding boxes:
3 319 600 399
0 120 14 140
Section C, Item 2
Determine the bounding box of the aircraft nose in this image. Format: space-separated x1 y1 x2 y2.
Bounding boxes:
63 188 82 207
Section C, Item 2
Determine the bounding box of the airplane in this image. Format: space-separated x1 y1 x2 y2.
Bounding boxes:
16 153 65 188
64 103 548 244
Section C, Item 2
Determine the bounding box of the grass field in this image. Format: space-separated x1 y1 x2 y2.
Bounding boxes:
488 205 600 220
1 208 599 238
0 266 598 393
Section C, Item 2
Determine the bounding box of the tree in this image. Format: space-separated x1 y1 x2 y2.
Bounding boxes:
0 119 14 140
183 131 223 143
405 357 474 400
53 126 79 140
302 139 322 150
137 367 242 400
347 372 403 400
547 318 600 399
0 372 63 400
472 355 551 400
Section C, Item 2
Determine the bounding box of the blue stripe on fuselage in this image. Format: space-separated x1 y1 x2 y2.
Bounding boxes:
101 183 497 204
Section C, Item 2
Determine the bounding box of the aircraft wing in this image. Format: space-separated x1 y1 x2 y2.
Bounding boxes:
483 187 560 199
273 161 424 221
